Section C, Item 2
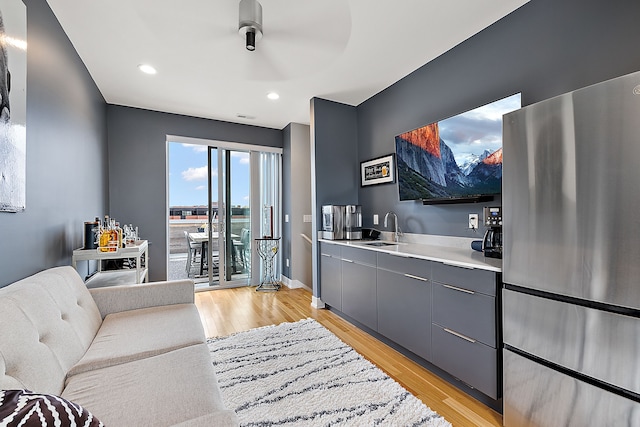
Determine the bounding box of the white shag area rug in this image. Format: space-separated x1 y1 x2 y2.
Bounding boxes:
207 318 452 426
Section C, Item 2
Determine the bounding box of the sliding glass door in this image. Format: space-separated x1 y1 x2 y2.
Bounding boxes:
207 147 252 287
167 136 281 290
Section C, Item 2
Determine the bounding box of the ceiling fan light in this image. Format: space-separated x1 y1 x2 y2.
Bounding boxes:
246 30 256 51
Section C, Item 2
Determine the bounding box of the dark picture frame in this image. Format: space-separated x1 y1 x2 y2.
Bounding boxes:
360 154 395 187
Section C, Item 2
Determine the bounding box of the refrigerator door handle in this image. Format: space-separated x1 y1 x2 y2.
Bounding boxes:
444 327 477 343
443 284 475 295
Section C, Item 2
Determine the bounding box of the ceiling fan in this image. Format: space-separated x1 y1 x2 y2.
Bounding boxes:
215 0 353 82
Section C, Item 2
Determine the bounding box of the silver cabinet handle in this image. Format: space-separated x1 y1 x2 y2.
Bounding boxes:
443 284 475 295
404 273 428 282
321 253 331 258
342 259 354 263
444 328 476 343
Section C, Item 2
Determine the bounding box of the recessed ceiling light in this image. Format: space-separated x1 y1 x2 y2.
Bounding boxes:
138 64 157 75
267 92 279 100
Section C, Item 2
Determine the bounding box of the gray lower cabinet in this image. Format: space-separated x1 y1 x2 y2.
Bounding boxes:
431 324 497 398
319 243 342 310
341 246 377 331
431 262 500 399
320 242 501 401
377 253 432 361
432 282 495 347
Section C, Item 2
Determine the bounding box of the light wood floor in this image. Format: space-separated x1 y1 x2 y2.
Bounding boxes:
195 285 502 427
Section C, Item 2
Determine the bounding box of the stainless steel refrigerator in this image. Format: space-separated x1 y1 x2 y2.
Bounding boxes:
502 70 640 426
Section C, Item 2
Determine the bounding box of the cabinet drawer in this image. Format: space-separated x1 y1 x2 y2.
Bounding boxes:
432 283 496 347
341 246 377 266
377 252 430 279
432 324 498 399
432 262 497 296
320 242 341 257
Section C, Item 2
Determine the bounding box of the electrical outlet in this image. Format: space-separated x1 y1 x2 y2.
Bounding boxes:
468 213 479 229
286 258 290 267
285 214 289 223
373 214 379 225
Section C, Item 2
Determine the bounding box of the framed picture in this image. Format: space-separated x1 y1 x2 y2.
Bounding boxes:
360 154 395 186
0 0 27 212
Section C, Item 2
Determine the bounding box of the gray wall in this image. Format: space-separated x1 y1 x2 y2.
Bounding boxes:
357 0 640 238
282 123 312 287
310 97 358 296
0 0 108 287
106 105 282 282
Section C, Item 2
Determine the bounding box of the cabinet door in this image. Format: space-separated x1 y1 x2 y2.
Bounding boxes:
377 268 431 361
320 253 342 310
432 324 498 399
342 259 377 331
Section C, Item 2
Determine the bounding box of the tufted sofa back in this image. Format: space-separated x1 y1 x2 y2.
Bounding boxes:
0 266 102 394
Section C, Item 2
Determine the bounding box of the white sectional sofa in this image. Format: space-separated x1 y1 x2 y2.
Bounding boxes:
0 266 238 426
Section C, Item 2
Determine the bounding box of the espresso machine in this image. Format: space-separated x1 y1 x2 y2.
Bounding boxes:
321 204 362 240
321 205 345 240
482 206 503 259
344 205 362 240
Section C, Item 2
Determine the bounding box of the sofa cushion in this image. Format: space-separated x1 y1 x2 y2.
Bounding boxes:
62 344 238 426
68 303 206 377
0 267 102 394
0 389 103 427
89 279 195 318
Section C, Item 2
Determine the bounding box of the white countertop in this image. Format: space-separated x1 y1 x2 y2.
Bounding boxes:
319 235 502 273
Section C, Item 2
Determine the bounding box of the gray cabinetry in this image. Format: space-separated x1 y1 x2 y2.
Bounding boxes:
377 253 432 361
432 262 496 296
431 262 500 399
319 241 502 402
341 246 377 330
432 283 495 347
431 325 497 398
320 242 342 310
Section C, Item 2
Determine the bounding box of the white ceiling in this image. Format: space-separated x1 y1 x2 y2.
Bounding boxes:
46 0 529 130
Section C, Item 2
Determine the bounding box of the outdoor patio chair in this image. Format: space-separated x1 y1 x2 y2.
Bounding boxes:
184 231 201 277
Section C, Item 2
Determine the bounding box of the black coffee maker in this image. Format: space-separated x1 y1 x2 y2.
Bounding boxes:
482 207 502 259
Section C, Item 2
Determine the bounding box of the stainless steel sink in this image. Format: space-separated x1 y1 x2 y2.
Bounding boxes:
364 241 397 247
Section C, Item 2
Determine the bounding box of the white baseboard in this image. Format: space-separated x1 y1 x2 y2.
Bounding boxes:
280 275 311 292
311 296 325 309
280 275 323 308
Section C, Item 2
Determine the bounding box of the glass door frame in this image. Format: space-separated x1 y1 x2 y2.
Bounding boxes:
207 146 248 287
167 134 282 290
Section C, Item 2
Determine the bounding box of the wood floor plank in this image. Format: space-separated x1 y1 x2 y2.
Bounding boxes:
195 286 501 427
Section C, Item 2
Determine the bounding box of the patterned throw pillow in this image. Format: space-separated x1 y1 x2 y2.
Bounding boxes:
0 390 103 427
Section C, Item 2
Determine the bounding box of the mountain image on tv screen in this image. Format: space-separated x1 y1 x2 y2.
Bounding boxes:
395 93 521 201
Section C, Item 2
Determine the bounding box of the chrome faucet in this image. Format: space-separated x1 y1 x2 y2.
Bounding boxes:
384 211 401 242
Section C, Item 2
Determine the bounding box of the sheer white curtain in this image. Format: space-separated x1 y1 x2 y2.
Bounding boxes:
259 151 282 279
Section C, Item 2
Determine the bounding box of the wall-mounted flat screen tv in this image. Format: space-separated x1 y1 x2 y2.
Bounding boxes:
395 93 521 204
